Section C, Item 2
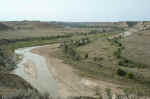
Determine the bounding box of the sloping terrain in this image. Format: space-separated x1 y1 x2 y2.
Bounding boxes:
32 44 123 97
52 23 150 96
0 21 125 39
0 73 38 97
122 29 150 66
0 23 11 31
1 21 150 98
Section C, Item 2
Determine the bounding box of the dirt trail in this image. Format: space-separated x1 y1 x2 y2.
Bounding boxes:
32 44 123 97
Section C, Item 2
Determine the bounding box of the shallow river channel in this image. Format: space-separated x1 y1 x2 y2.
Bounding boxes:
14 46 58 97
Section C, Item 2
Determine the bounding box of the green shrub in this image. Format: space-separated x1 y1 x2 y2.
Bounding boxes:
99 57 104 61
84 53 89 59
118 58 133 67
105 88 112 99
127 72 134 79
117 68 127 76
118 59 128 66
95 87 101 96
114 48 121 58
62 44 80 61
118 57 146 68
126 21 137 27
0 47 17 72
93 57 97 61
111 38 122 47
73 53 80 61
93 57 104 62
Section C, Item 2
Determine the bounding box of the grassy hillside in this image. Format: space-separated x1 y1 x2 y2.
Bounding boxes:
122 30 150 66
52 23 150 96
0 23 11 31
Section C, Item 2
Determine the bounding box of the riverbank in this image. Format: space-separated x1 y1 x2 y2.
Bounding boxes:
14 46 59 98
32 44 123 98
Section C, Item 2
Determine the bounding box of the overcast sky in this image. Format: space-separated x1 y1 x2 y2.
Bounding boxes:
0 0 150 22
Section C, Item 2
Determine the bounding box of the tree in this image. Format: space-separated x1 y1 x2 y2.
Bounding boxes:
117 68 127 76
84 53 89 59
127 72 134 79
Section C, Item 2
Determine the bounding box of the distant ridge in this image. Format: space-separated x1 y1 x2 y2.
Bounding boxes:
0 23 12 30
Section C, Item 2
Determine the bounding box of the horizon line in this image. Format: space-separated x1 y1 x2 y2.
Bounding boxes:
1 19 150 23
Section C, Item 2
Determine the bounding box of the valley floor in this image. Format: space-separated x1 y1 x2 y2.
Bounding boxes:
31 44 123 97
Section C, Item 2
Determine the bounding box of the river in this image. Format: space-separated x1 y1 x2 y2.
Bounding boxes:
13 46 59 97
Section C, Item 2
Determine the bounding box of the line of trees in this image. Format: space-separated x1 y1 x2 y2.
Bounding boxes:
0 34 73 45
60 37 90 61
62 43 80 61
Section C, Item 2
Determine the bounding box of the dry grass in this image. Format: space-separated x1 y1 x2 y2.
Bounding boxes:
0 73 36 96
55 33 120 81
0 21 124 39
121 29 150 87
122 30 150 66
54 31 150 96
